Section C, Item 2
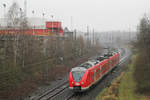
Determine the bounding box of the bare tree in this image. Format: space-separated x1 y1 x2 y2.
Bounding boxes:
134 14 150 93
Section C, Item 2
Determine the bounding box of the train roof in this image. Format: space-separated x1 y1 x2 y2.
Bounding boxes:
72 50 119 71
71 67 87 72
74 60 99 69
96 56 106 61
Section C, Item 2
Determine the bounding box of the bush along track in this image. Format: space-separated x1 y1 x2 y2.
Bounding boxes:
96 72 125 100
96 55 150 100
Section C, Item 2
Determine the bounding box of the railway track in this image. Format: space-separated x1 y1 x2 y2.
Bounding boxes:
33 81 68 100
64 93 75 100
32 48 130 100
66 49 131 100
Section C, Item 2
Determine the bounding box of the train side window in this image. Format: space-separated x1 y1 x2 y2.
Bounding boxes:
115 57 117 62
97 70 99 75
106 63 108 69
101 65 105 72
100 66 102 72
104 64 106 70
97 68 100 75
113 59 115 64
99 69 101 74
101 66 103 72
88 73 90 81
105 64 107 69
111 59 113 65
94 61 99 65
102 66 104 72
91 73 93 80
114 57 116 61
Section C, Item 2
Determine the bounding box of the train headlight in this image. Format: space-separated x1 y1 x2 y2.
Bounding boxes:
81 82 84 85
75 83 80 85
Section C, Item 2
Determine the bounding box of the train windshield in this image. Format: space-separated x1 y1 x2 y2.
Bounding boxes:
72 71 85 82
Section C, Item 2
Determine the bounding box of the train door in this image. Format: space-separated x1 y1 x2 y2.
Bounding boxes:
100 65 102 78
94 70 96 82
109 57 112 67
91 71 94 83
96 68 100 80
88 72 91 85
107 58 110 69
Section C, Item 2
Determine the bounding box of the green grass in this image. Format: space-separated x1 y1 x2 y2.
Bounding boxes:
118 55 137 100
95 55 138 100
96 54 150 100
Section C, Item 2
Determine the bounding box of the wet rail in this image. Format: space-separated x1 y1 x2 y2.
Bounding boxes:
33 81 68 100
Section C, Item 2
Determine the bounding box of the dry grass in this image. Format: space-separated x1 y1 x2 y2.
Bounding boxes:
102 95 117 100
96 72 125 100
96 55 136 100
139 95 150 100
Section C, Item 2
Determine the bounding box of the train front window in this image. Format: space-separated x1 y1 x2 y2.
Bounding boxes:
72 71 85 82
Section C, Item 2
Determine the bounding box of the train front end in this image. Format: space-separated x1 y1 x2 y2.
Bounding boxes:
69 67 89 92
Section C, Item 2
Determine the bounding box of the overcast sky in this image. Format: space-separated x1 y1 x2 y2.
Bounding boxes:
0 0 150 31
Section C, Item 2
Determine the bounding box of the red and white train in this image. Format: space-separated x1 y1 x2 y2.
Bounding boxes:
69 51 120 92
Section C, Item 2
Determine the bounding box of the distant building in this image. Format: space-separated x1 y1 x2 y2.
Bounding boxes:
0 18 64 36
64 27 73 37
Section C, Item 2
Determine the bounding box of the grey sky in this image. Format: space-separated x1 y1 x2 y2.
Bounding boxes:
0 0 150 31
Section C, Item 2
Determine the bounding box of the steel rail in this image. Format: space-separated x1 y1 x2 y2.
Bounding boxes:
33 81 68 100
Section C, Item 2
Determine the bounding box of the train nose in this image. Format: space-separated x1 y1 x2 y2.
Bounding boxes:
74 81 84 86
81 82 84 85
75 82 80 86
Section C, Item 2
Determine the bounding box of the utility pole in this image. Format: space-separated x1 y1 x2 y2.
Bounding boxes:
3 3 6 27
42 13 45 21
70 16 73 31
42 13 45 33
87 26 89 41
3 4 6 18
93 28 94 45
43 38 49 81
74 29 76 40
24 0 27 17
32 10 35 17
51 15 54 35
2 3 7 68
32 10 35 35
129 27 131 42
